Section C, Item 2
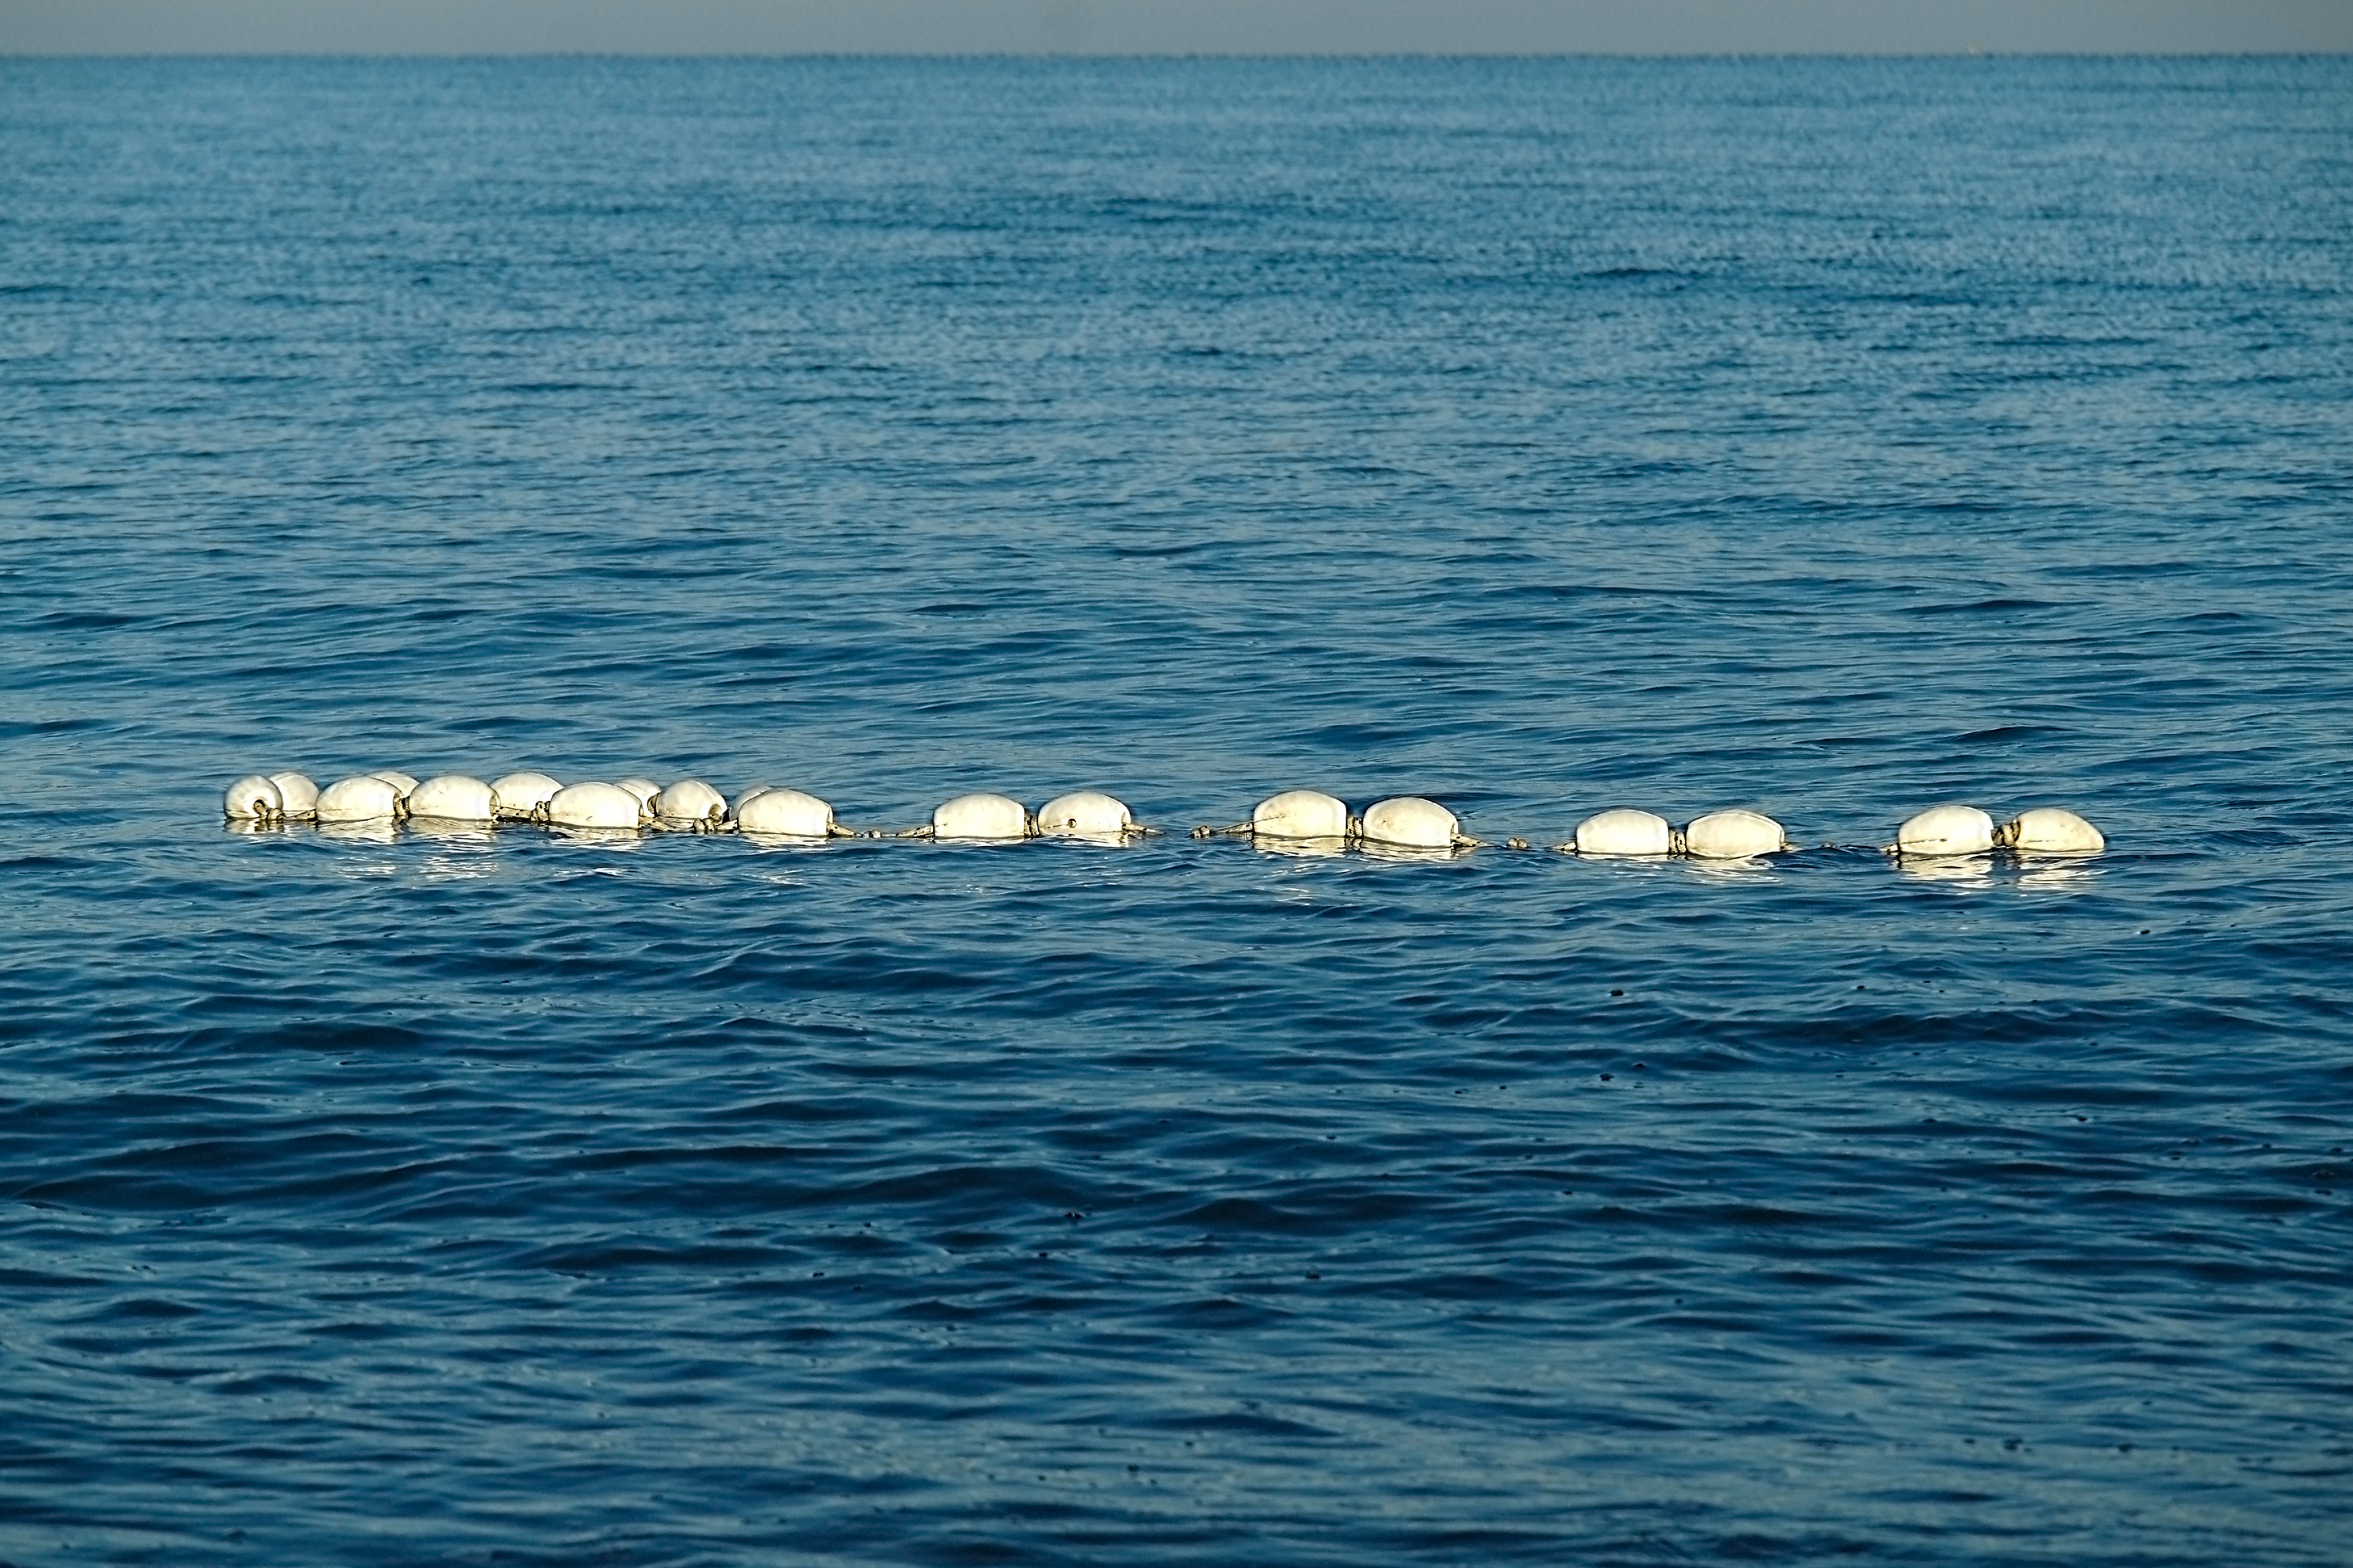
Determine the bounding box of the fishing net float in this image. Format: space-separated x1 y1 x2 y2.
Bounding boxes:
223 773 2104 857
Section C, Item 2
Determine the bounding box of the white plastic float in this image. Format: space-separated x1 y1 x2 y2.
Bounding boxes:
1681 809 1788 859
1893 804 1996 856
316 775 405 822
1569 808 1672 856
405 775 497 821
491 772 563 820
547 782 647 829
1996 807 2105 853
1359 796 1472 850
1248 789 1350 839
613 778 662 809
269 772 319 818
368 771 418 799
223 774 284 821
929 793 1031 840
735 787 838 837
654 779 729 829
1035 790 1135 837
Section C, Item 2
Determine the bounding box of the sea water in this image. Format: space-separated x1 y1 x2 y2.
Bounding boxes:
2 55 2350 1565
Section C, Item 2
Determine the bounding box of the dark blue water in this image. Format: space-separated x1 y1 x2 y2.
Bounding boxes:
4 55 2352 1565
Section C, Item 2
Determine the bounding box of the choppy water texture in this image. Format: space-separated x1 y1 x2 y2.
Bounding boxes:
5 55 2353 1566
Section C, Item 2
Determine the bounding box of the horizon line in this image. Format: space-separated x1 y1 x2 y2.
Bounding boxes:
7 48 2350 60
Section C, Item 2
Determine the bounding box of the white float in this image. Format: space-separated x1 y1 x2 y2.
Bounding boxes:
269 772 319 818
490 772 563 819
1682 809 1787 859
1571 808 1672 856
613 778 662 809
733 784 775 816
1359 796 1466 849
1035 790 1134 836
1249 789 1350 839
316 775 404 822
735 787 837 837
223 774 284 821
654 779 729 828
1997 807 2105 854
931 793 1030 840
547 782 647 829
368 771 418 798
1893 804 1995 856
406 775 497 821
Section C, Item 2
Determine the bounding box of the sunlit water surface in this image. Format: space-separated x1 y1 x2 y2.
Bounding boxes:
3 56 2351 1566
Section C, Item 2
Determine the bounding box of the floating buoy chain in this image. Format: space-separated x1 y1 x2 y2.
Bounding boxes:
226 775 2105 857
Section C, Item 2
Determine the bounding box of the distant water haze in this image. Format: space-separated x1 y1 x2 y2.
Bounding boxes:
5 0 2352 54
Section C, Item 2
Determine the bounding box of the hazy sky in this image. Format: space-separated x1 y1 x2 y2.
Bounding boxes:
4 0 2349 55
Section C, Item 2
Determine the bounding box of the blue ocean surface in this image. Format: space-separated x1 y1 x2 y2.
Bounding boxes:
3 54 2351 1565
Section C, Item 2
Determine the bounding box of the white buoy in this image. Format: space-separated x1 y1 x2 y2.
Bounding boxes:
490 772 563 819
654 779 729 828
734 784 775 816
613 778 662 809
1997 807 2105 854
1571 808 1672 856
369 771 418 798
269 772 319 819
932 793 1030 840
223 774 284 821
547 782 647 829
1035 790 1134 836
405 775 497 821
1250 789 1350 839
1682 809 1788 859
1360 796 1465 849
735 787 837 837
316 775 404 822
1894 804 1995 856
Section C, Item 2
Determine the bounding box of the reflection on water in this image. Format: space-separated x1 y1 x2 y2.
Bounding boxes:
551 826 647 850
2017 854 2106 892
316 820 400 846
1357 840 1469 864
740 831 835 851
413 822 499 880
1252 834 1350 860
1682 856 1779 880
406 821 497 844
1894 852 1997 886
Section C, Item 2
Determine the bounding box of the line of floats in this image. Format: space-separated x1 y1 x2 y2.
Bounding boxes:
222 770 2106 859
